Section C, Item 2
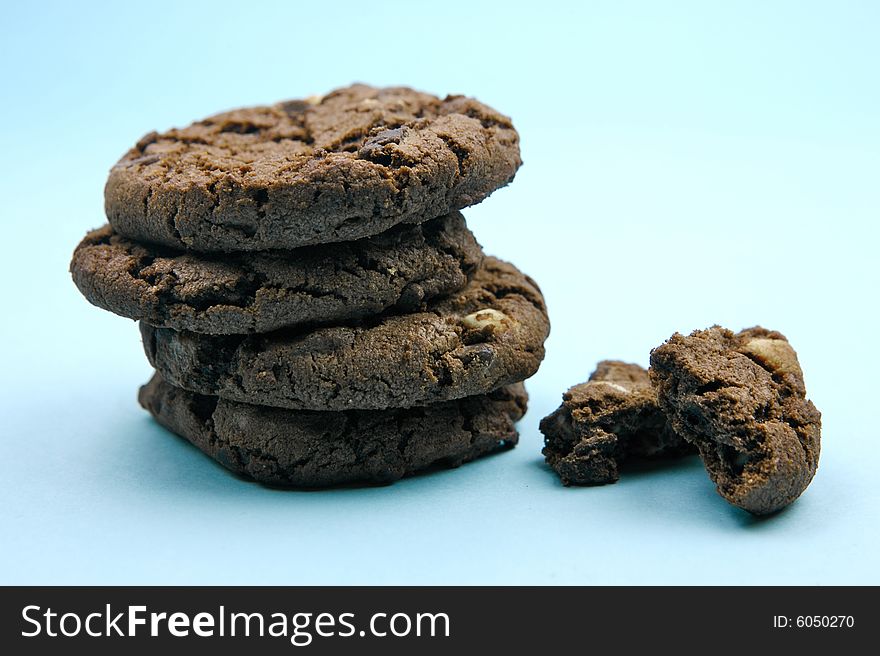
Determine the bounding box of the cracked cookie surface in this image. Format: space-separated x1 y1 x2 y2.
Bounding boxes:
140 257 549 410
106 84 521 252
71 212 482 334
139 373 526 487
540 361 692 485
650 326 821 515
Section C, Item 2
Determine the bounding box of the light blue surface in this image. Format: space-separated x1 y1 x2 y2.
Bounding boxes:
1 0 878 585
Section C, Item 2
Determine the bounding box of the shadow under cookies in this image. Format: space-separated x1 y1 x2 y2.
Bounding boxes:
533 454 805 529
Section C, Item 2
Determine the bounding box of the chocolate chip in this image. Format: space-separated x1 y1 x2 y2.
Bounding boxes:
357 127 410 165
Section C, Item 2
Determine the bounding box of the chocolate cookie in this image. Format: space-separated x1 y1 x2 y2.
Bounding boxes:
140 257 549 410
106 84 521 252
139 373 526 487
70 212 482 334
540 361 692 486
650 326 821 515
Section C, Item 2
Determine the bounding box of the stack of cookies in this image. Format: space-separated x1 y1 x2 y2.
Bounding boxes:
71 84 550 487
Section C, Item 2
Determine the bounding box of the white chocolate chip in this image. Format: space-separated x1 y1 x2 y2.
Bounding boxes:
255 369 277 384
591 381 630 394
461 308 512 332
741 338 803 378
305 94 324 106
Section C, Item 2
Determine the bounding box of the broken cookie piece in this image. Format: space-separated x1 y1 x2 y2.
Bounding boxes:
540 360 692 485
649 326 821 515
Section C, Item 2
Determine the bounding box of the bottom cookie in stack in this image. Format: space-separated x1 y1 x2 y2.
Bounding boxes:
139 374 527 488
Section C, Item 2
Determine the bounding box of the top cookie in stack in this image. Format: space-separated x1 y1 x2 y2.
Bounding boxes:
71 84 550 487
103 84 521 253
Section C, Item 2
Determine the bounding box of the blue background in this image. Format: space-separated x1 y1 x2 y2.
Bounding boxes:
1 0 878 584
